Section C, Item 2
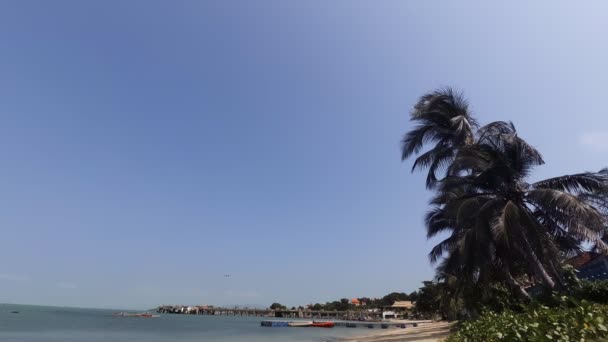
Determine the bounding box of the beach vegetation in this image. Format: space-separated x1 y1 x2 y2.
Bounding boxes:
445 298 608 342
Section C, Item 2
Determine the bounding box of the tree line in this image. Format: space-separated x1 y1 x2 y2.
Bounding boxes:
269 291 416 311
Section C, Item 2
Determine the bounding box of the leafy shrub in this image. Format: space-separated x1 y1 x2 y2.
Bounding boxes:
578 280 608 304
558 265 608 304
446 299 608 342
532 267 608 308
475 283 527 314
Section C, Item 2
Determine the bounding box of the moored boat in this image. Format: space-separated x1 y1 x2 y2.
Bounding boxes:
312 321 335 328
113 312 159 318
138 313 160 318
288 321 313 327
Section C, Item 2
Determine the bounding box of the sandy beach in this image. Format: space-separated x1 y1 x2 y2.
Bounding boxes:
343 322 453 342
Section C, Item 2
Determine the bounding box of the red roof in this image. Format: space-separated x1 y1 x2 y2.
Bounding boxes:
566 252 601 268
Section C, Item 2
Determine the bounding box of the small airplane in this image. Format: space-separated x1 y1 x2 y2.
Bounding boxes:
224 274 231 278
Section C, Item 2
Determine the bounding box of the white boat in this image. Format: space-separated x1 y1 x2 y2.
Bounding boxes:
288 321 313 327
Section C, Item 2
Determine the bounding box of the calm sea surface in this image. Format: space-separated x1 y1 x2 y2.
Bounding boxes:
0 304 370 342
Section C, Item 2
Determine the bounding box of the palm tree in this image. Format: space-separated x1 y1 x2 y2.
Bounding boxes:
402 89 608 296
579 188 608 250
401 87 478 189
427 181 532 300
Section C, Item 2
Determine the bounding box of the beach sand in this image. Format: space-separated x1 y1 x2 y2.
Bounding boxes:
342 321 453 342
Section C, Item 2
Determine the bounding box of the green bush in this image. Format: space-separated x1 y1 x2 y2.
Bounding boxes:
446 299 608 342
578 280 608 304
561 266 608 304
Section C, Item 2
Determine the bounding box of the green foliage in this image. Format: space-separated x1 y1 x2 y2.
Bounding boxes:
309 299 352 311
446 299 608 342
467 283 526 315
412 281 442 319
306 293 411 312
533 267 608 307
445 271 608 341
578 280 608 304
542 267 608 305
379 292 410 307
269 303 286 310
410 280 523 320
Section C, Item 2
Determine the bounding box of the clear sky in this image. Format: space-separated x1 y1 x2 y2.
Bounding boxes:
0 1 607 310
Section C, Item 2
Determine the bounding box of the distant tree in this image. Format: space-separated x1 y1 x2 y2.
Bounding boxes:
413 281 441 318
326 301 339 311
368 298 382 309
312 303 322 311
338 298 351 311
290 306 296 310
380 292 410 307
270 303 286 310
322 300 350 311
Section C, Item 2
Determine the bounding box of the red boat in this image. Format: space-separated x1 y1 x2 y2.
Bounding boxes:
312 322 335 328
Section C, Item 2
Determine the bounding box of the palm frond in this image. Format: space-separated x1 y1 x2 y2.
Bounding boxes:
411 145 446 172
429 233 461 264
491 201 521 248
412 87 474 123
477 121 516 142
533 170 608 194
426 207 456 238
401 124 436 160
401 87 479 187
527 189 605 242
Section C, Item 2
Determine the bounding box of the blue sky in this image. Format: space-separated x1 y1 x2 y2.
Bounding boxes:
0 1 607 309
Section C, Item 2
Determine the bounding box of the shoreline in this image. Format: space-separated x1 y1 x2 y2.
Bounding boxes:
341 321 453 342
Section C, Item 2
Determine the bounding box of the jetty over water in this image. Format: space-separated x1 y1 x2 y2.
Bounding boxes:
156 305 384 320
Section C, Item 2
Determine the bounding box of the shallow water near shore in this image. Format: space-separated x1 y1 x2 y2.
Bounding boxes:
0 304 372 342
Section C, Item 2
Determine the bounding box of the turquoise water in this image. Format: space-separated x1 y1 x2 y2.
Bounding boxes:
0 304 369 342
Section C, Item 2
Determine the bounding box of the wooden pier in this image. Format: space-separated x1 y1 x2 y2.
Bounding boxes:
156 305 383 320
157 305 273 317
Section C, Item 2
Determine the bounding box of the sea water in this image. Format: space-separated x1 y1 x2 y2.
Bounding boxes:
0 304 369 342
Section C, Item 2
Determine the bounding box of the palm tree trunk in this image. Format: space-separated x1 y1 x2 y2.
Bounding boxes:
547 261 565 289
519 234 555 289
502 266 531 300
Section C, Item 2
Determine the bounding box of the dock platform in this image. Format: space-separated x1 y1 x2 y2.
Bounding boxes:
260 320 427 329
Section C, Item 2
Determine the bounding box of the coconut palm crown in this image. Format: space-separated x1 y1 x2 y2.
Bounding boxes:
402 88 608 298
